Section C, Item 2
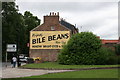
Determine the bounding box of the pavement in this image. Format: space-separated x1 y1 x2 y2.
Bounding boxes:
1 62 75 78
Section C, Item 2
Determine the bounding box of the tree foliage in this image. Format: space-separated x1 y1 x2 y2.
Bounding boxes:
58 32 116 65
23 11 40 54
24 11 40 42
115 44 120 55
58 32 102 65
2 2 40 61
96 47 115 64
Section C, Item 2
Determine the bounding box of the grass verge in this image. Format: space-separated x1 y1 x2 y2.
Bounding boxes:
24 69 119 78
21 62 119 70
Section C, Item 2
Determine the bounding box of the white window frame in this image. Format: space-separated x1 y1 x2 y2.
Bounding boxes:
51 26 55 30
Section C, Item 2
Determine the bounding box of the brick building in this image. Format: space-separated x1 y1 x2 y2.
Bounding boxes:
101 37 120 50
29 12 78 61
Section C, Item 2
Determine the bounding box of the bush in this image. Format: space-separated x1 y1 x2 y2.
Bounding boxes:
106 56 118 65
118 56 120 64
115 44 120 55
58 32 102 65
96 47 115 65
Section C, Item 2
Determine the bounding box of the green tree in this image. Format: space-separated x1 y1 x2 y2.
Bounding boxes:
2 2 23 60
58 32 102 65
23 11 40 54
2 2 19 48
2 2 40 61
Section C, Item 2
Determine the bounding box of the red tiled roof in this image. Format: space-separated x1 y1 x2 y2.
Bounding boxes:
102 39 119 44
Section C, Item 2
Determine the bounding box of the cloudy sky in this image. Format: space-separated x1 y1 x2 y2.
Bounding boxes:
16 0 119 39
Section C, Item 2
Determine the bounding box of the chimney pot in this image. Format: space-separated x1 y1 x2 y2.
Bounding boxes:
50 12 51 16
52 12 54 15
55 13 56 15
57 12 59 15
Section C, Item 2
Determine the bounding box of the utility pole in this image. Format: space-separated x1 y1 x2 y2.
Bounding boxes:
5 50 7 67
16 29 20 67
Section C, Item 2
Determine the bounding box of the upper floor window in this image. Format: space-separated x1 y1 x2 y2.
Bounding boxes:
51 26 55 30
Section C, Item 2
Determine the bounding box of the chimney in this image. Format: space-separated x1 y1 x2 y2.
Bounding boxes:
44 12 59 24
97 36 100 39
57 12 59 16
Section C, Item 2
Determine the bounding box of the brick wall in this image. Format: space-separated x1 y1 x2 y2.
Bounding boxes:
29 49 59 61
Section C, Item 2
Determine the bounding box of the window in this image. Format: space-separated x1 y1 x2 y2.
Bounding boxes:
51 26 55 30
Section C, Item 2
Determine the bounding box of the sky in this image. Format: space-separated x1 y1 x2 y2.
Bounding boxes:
15 0 119 40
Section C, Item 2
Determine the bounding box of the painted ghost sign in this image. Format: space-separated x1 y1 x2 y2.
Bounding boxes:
30 31 70 49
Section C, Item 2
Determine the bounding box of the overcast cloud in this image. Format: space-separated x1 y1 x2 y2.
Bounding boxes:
16 1 119 39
